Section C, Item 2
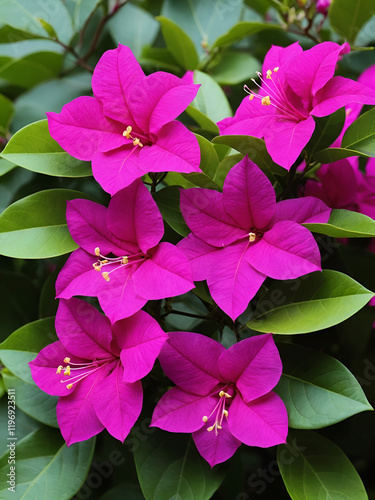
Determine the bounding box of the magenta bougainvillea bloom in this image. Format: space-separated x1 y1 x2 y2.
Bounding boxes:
47 44 201 195
56 179 194 323
29 298 167 445
315 0 331 14
151 331 287 467
218 42 375 170
178 156 331 320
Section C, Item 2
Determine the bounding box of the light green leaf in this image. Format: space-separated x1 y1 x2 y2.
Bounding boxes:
0 188 92 259
139 46 181 74
212 21 281 48
134 429 225 500
341 107 375 156
0 427 95 500
157 16 199 70
153 186 189 237
2 120 91 177
329 0 375 44
0 94 13 135
275 343 372 429
70 0 102 30
304 209 375 238
247 270 374 334
0 158 15 176
278 430 368 500
0 317 56 384
211 51 260 85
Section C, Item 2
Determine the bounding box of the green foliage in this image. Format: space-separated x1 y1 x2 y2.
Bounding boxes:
304 209 375 238
329 0 375 44
157 16 199 70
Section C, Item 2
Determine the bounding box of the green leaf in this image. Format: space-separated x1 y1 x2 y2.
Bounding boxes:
213 153 243 188
2 120 91 177
212 21 281 48
134 429 225 500
210 51 260 85
38 18 57 38
0 159 15 176
306 107 346 156
313 146 368 163
247 269 374 334
0 188 92 259
304 209 375 238
157 16 199 70
108 3 159 58
186 70 232 133
275 343 372 429
0 402 40 457
329 0 375 44
0 51 63 88
0 24 42 43
341 107 375 156
139 46 181 74
0 317 56 384
0 167 34 213
0 94 13 136
153 186 189 237
0 427 95 499
278 430 368 499
70 0 102 31
2 370 58 427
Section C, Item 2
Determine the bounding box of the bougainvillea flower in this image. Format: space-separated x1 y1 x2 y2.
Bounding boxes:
29 298 167 445
218 42 375 169
151 331 287 467
178 156 331 320
47 44 201 195
315 0 331 14
56 179 194 323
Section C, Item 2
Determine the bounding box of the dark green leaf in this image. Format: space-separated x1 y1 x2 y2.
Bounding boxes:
329 0 375 44
247 270 374 334
210 51 260 85
213 153 243 189
70 0 102 31
341 107 375 156
0 52 63 88
0 94 13 135
275 343 372 429
304 209 375 238
313 146 368 163
0 402 40 457
2 120 91 177
278 430 368 499
153 185 189 237
212 21 281 48
139 46 181 73
157 16 199 70
307 107 346 156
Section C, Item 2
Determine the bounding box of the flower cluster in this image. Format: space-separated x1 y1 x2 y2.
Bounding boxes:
30 41 373 466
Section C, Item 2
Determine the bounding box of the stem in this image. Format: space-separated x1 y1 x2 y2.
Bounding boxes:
53 39 94 72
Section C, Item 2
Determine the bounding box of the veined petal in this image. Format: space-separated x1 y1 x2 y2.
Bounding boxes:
66 199 138 256
246 221 321 280
193 417 241 467
139 121 201 174
262 42 302 79
180 188 245 247
55 299 113 359
114 310 167 383
219 335 282 403
151 387 217 433
92 146 144 196
177 234 220 282
228 393 288 448
158 331 225 395
263 116 315 170
132 242 194 300
29 341 83 396
46 96 126 160
107 180 163 253
206 241 266 321
129 71 199 134
274 197 331 224
91 44 145 123
94 364 143 442
312 77 375 117
223 157 276 230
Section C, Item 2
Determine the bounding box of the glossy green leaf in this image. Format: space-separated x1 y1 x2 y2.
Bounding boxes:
0 94 13 135
0 402 40 457
0 317 56 384
341 107 375 156
139 46 181 74
304 209 375 238
313 146 368 163
0 188 92 259
70 0 101 30
210 51 260 85
153 186 189 237
186 71 232 133
0 24 42 43
157 16 199 70
0 167 34 213
247 270 374 334
213 153 243 188
2 370 58 427
108 2 159 58
275 343 372 429
2 120 91 177
134 429 225 500
307 107 346 156
278 430 368 500
0 159 15 176
329 0 375 44
212 21 281 48
0 427 95 499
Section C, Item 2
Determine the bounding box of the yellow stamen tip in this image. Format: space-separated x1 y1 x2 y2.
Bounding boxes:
219 390 225 397
64 366 71 376
202 416 208 422
133 137 143 147
102 272 110 282
223 410 228 418
249 232 256 242
63 357 70 363
94 247 100 257
273 66 279 72
67 383 73 389
261 95 271 106
249 94 254 101
56 365 63 374
217 425 222 430
266 69 272 79
123 125 133 139
122 256 129 265
207 425 215 432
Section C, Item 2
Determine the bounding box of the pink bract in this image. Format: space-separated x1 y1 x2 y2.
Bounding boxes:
218 42 375 170
47 44 201 195
56 179 194 323
29 298 167 445
178 156 331 320
151 331 288 467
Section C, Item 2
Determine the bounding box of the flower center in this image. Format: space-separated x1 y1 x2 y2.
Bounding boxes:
56 356 114 389
202 389 232 435
244 68 307 121
93 247 148 282
123 125 145 148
